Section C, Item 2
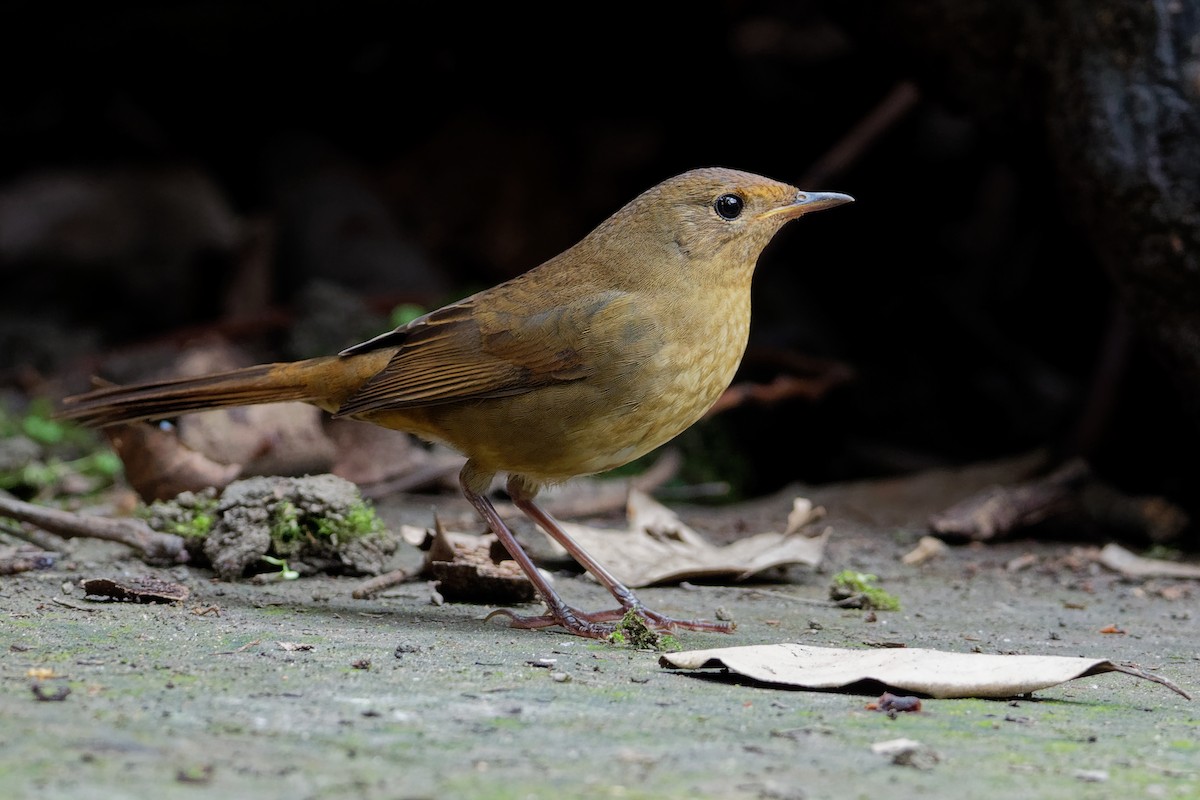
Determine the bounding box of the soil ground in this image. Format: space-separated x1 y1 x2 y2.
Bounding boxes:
2 460 1197 800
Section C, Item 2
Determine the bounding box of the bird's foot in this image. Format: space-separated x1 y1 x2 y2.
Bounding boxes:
484 606 617 639
485 602 734 639
622 604 736 634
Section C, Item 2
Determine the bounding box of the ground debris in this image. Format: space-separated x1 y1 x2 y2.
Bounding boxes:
0 488 188 565
866 692 923 715
929 458 1190 543
30 681 71 702
661 643 1192 699
142 474 398 580
402 516 533 604
80 575 190 603
0 545 56 574
545 490 829 587
1097 543 1200 579
871 737 939 769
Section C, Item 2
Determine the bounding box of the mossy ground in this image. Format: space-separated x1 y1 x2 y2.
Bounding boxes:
2 487 1197 800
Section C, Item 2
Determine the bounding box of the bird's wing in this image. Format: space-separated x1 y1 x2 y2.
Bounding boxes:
334 290 631 416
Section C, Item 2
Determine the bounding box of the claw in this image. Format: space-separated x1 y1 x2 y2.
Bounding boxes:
485 603 733 639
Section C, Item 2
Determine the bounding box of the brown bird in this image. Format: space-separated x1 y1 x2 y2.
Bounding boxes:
58 167 852 638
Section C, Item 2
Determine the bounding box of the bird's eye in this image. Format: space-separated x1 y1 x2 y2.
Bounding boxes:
714 193 745 220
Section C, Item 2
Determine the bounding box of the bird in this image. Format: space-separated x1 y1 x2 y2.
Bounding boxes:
57 167 853 638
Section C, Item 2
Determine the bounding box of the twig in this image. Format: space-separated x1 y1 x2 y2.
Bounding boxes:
0 518 66 552
1110 664 1192 701
712 585 840 607
351 568 412 599
705 353 856 418
214 639 262 655
0 490 188 565
51 597 99 612
0 547 56 575
928 459 1091 541
799 80 921 186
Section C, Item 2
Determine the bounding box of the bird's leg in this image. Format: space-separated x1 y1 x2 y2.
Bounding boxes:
505 475 735 634
458 464 615 638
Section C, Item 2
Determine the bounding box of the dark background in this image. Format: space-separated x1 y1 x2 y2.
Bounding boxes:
1 3 1194 533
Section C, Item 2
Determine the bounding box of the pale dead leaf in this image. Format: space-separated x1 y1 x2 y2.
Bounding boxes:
871 738 924 756
1098 543 1200 579
276 641 314 652
546 491 828 587
901 535 948 565
659 643 1191 700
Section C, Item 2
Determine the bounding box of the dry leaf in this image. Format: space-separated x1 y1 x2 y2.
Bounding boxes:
1098 543 1200 579
546 490 828 587
901 535 947 565
80 576 190 603
405 520 535 604
106 422 242 503
659 643 1191 700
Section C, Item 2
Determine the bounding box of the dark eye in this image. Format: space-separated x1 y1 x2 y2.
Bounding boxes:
714 193 744 220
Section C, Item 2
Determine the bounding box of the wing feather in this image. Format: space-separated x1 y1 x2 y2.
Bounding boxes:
335 290 630 417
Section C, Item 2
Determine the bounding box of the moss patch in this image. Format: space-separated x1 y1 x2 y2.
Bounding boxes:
829 570 901 611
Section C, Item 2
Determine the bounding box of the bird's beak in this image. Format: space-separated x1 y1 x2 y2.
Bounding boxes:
761 191 855 221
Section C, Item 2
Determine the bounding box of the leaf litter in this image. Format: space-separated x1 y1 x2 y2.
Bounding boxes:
545 489 829 587
660 643 1191 700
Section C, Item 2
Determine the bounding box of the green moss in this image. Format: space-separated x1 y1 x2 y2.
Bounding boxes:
269 498 384 555
829 570 901 611
607 610 682 651
270 500 303 548
138 492 218 539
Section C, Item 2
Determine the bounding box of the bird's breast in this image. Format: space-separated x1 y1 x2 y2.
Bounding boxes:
362 289 752 484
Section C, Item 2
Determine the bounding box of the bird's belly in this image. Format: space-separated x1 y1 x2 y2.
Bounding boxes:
364 304 750 483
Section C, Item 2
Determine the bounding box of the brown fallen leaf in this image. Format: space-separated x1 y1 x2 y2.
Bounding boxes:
659 643 1191 700
80 576 190 604
402 520 535 604
106 422 242 503
1098 624 1126 635
546 490 829 588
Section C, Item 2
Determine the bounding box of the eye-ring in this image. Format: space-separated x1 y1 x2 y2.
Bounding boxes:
714 193 745 220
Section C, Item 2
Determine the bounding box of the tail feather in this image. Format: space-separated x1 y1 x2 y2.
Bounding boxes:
57 362 320 428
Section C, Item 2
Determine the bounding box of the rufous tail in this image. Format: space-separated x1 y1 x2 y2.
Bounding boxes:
57 357 343 428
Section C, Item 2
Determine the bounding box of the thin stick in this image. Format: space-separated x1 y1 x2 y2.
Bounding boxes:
351 568 412 599
0 490 188 564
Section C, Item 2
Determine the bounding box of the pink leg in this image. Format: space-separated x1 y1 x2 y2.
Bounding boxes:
502 475 734 635
459 469 616 638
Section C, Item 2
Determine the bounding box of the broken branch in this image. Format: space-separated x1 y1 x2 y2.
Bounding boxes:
0 490 188 565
